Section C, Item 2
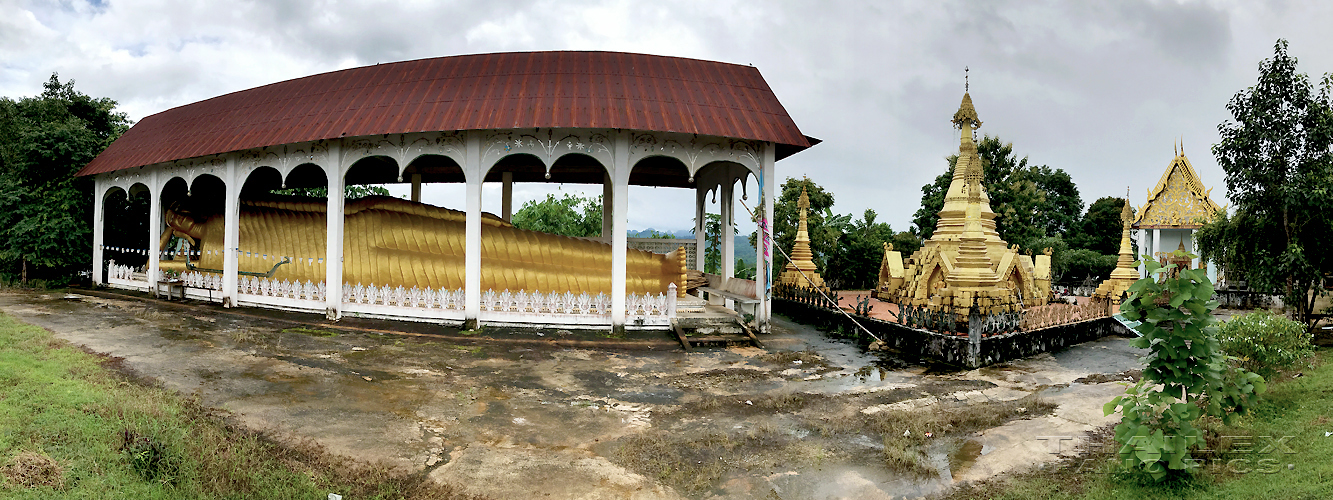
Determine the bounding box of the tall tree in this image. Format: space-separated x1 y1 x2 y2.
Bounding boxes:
825 209 898 289
911 135 1082 250
1206 39 1333 327
1069 196 1133 255
0 74 130 283
510 193 603 238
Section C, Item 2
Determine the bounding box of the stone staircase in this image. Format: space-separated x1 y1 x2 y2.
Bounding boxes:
671 296 761 350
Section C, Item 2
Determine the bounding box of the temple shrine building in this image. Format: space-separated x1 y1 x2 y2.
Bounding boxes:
77 51 816 332
1132 148 1223 281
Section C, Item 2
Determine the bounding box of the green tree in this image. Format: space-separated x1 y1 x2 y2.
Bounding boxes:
911 135 1083 250
0 74 130 283
825 209 897 289
1068 196 1132 255
510 193 603 238
270 185 390 199
1205 39 1333 327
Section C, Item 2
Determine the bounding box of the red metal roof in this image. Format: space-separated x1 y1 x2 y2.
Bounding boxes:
78 51 813 176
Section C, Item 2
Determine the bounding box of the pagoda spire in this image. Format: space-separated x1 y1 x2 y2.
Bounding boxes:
780 181 826 290
932 87 999 244
1093 192 1140 307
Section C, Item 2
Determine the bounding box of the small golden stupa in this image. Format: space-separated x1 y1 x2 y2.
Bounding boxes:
780 184 828 291
1092 195 1139 308
877 88 1051 315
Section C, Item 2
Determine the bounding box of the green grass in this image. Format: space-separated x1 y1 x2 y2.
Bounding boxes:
0 311 478 499
281 326 340 337
936 348 1333 500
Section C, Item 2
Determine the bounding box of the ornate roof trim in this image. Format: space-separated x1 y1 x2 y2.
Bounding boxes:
1133 152 1223 228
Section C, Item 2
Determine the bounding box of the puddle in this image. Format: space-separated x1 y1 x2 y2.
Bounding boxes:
949 438 984 478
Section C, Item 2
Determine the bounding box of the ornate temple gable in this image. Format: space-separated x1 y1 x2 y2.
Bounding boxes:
1133 151 1222 229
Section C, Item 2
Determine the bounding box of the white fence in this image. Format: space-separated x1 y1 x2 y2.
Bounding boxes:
104 262 678 328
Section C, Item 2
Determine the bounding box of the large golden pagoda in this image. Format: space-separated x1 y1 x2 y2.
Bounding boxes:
876 91 1051 315
780 184 828 290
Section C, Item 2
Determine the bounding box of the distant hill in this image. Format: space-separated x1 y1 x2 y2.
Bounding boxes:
628 229 756 265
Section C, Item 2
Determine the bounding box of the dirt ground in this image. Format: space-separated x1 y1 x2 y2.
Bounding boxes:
0 289 1144 500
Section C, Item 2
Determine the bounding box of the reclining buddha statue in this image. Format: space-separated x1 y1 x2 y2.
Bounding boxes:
159 195 687 297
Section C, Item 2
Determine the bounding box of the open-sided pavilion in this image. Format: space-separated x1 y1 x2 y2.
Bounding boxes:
78 51 816 332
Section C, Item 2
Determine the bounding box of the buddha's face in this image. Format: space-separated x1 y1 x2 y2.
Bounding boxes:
166 209 204 240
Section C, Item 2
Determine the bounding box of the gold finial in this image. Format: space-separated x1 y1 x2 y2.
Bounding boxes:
1121 193 1133 227
798 184 810 211
952 71 982 129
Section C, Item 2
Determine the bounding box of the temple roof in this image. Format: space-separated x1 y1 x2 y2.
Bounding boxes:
78 51 815 177
1133 151 1223 228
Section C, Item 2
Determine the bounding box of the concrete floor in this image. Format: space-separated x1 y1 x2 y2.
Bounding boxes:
0 289 1144 500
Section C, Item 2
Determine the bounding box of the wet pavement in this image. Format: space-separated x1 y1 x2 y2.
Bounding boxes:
0 289 1144 499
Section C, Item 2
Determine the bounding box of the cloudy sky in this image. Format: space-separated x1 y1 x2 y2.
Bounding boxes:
4 0 1331 236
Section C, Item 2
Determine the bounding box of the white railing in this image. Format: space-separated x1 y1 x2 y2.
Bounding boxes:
179 271 223 291
106 262 151 292
108 260 680 328
233 275 326 312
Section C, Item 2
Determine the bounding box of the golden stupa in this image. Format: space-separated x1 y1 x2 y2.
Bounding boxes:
779 184 828 291
876 90 1051 314
1092 195 1140 308
160 195 687 296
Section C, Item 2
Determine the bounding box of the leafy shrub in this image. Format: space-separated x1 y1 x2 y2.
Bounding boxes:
1105 251 1265 481
1219 310 1313 378
120 429 181 484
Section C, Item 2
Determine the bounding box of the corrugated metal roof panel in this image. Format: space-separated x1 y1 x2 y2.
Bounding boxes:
79 51 812 176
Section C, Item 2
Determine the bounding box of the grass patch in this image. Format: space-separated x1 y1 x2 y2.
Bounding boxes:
932 349 1333 500
0 311 479 499
281 326 339 337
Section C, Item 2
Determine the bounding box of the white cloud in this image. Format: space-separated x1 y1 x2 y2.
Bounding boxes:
5 0 1333 235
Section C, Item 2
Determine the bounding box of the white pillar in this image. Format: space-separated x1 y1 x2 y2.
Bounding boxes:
464 132 483 327
758 143 776 331
222 155 240 307
325 140 344 319
721 178 735 280
1152 228 1161 266
147 170 162 285
501 171 513 222
1135 229 1146 278
410 173 422 203
610 132 630 330
602 172 613 242
92 178 105 285
694 187 706 271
